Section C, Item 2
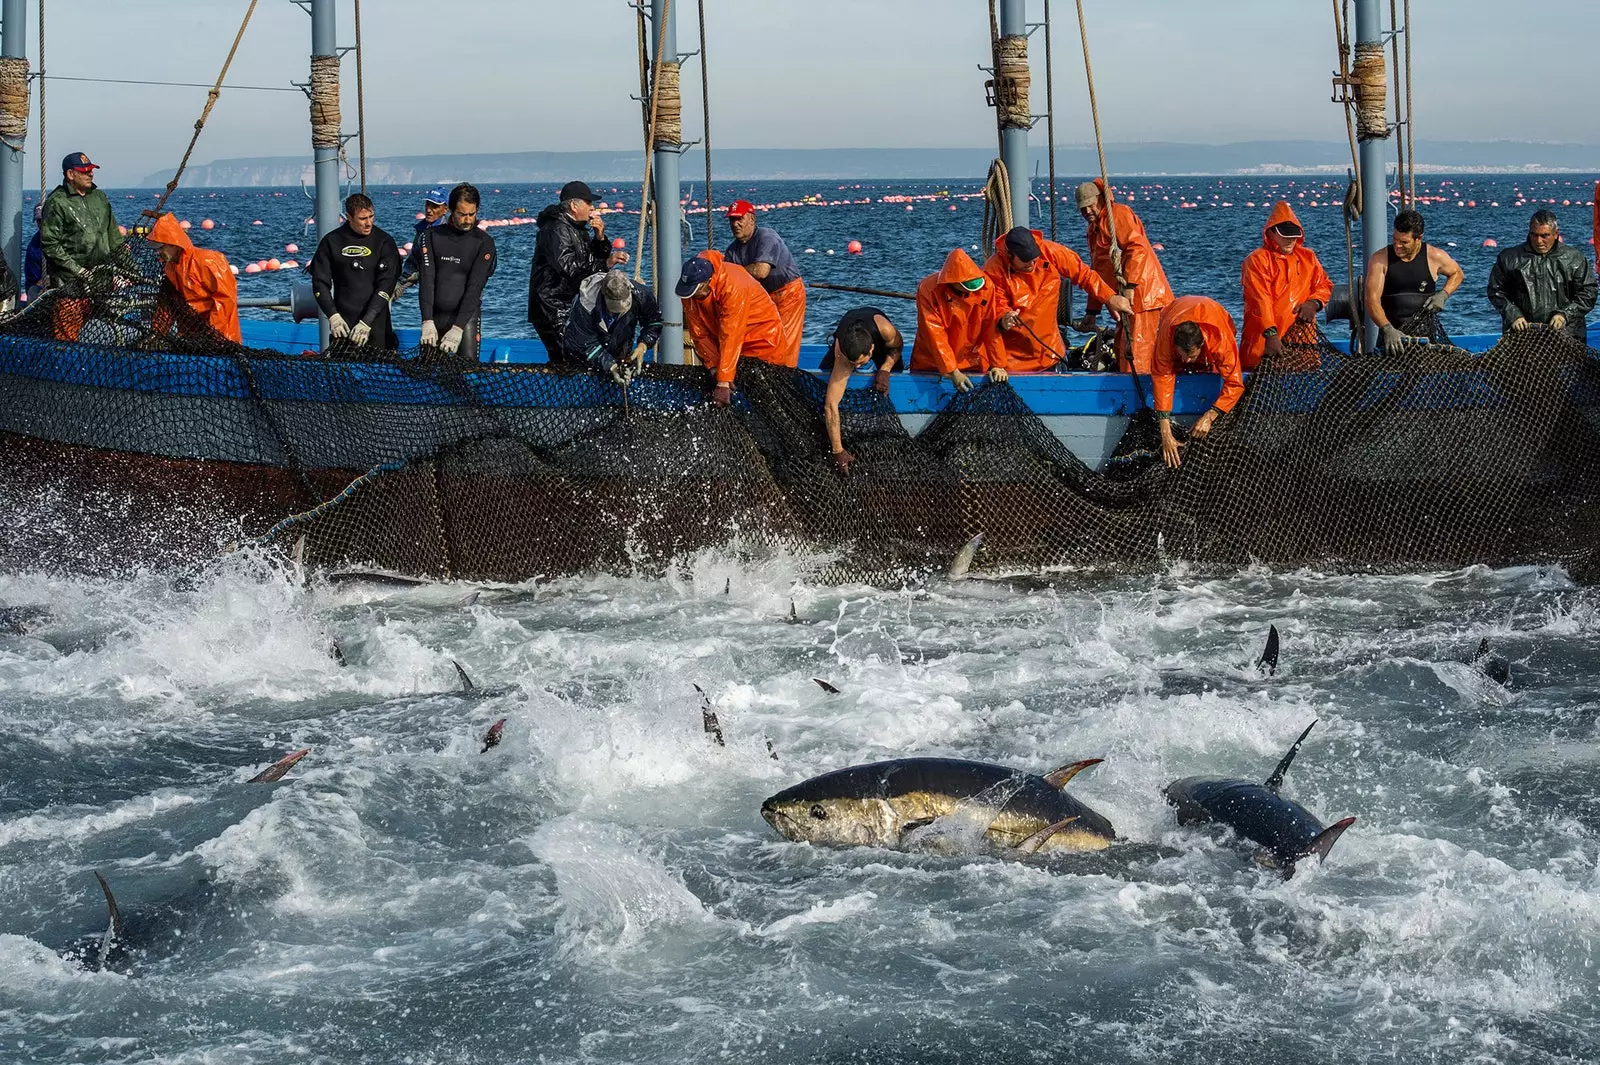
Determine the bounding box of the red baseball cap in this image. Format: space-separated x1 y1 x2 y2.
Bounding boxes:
727 199 755 219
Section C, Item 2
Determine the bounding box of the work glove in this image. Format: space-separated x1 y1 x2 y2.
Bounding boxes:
439 325 465 354
711 382 733 407
630 342 648 374
1295 300 1321 324
420 320 439 347
988 367 1009 383
609 364 631 387
948 369 973 393
832 449 855 476
1511 317 1530 331
1550 314 1568 331
1379 323 1407 352
1422 290 1450 313
327 313 350 339
872 367 891 394
349 320 372 345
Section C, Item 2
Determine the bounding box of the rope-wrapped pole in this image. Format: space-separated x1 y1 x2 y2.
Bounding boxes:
994 0 1031 227
308 0 341 352
1353 0 1390 352
644 0 683 364
0 0 29 292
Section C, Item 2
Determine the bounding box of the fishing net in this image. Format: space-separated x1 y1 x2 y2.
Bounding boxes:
1 244 1599 583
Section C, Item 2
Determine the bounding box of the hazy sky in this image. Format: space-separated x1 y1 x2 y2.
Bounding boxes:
25 0 1600 184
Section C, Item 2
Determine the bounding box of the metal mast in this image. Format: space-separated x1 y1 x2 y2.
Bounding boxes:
998 0 1031 227
1354 0 1389 350
649 0 683 364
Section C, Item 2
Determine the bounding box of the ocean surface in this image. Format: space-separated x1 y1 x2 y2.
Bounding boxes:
2 175 1599 1065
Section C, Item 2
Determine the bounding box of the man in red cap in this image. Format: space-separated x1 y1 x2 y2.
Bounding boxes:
39 151 128 341
724 200 805 364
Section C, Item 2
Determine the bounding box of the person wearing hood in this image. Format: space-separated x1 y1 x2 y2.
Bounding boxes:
1074 180 1172 372
146 212 241 343
417 183 497 362
40 151 130 340
528 180 629 364
724 200 806 364
1487 210 1596 345
1240 201 1333 369
1151 296 1243 468
983 226 1131 375
910 249 1007 390
310 192 402 350
677 250 786 405
562 269 662 384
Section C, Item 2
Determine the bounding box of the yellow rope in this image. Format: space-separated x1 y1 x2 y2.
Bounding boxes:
1073 0 1124 288
153 0 260 215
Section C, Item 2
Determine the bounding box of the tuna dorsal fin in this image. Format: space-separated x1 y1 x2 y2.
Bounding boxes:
1016 817 1079 855
1264 721 1317 793
247 748 310 784
1304 815 1356 864
1042 757 1103 790
1257 625 1280 675
453 660 476 694
813 678 841 695
93 871 126 949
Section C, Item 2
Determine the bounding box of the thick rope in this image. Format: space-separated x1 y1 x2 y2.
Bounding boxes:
354 0 367 193
0 57 30 146
698 0 714 247
634 0 673 285
1332 0 1362 209
1073 0 1123 287
1043 0 1057 241
653 62 682 146
152 0 260 215
309 53 342 150
994 35 1031 130
1351 41 1388 142
980 159 1013 252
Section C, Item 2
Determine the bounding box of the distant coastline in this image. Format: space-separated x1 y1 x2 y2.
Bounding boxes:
139 141 1600 188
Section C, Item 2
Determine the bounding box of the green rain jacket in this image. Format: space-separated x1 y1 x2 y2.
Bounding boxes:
39 182 125 295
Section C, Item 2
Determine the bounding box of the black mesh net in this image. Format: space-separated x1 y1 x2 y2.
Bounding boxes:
1 247 1599 584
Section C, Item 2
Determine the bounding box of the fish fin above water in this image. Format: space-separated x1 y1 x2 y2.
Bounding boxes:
453 660 476 694
1264 721 1318 793
788 601 798 623
93 871 126 945
813 678 841 695
1470 639 1511 686
481 718 506 753
1471 637 1492 664
948 532 985 581
247 748 310 784
1304 815 1356 864
1042 757 1104 790
766 739 779 761
1257 624 1280 675
1015 817 1080 855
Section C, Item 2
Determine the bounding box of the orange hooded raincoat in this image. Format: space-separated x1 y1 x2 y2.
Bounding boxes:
1240 201 1332 368
149 213 241 343
1083 181 1172 373
910 249 1006 376
1152 295 1244 416
982 231 1116 373
682 249 788 384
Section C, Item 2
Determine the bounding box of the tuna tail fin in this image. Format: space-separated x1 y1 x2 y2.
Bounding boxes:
1264 721 1317 793
1257 625 1280 675
1303 815 1356 864
948 532 984 580
1016 817 1080 855
453 660 476 694
1042 757 1104 790
247 748 310 784
92 872 126 960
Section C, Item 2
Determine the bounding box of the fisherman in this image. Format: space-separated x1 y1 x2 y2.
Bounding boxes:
1151 296 1243 469
145 212 241 343
1487 210 1597 344
417 183 497 362
402 186 450 281
1074 181 1173 372
676 250 786 405
39 151 129 340
820 307 903 474
528 180 629 365
724 200 806 364
909 248 1005 390
984 226 1131 375
1240 202 1333 369
24 203 47 300
1365 209 1464 351
310 193 402 351
562 269 662 384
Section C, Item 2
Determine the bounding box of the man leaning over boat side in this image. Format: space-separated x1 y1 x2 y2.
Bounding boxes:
1365 209 1463 352
146 212 242 344
820 307 904 475
676 250 787 406
562 269 662 385
908 248 1005 391
1487 209 1597 346
418 184 497 363
724 200 806 365
983 226 1131 376
1150 296 1243 469
311 193 402 352
1074 181 1173 373
528 180 629 367
1240 201 1333 370
39 151 131 341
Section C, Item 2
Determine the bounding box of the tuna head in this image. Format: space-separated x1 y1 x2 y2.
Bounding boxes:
760 793 910 848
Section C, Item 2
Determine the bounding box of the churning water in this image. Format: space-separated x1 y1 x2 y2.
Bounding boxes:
1 549 1596 1064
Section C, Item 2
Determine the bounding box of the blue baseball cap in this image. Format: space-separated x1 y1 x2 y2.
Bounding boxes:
675 256 715 297
62 151 98 173
424 187 448 206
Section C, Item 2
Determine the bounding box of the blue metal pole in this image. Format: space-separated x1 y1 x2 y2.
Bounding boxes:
0 0 26 295
650 0 683 365
1354 0 1388 351
998 0 1031 228
310 0 339 350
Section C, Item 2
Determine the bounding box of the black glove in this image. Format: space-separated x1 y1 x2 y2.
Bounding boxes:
832 448 855 475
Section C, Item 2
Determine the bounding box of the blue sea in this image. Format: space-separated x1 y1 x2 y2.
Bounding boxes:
2 175 1599 1065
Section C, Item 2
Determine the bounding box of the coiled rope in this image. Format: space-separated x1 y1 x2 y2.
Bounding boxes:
994 35 1031 130
152 0 260 215
309 54 341 150
0 56 30 147
980 159 1013 251
1351 41 1387 141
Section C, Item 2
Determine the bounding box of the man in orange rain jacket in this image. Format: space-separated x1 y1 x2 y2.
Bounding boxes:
1151 295 1243 469
1240 201 1332 369
147 212 241 343
724 200 806 364
1075 181 1173 373
676 249 786 405
910 248 1007 391
983 227 1131 375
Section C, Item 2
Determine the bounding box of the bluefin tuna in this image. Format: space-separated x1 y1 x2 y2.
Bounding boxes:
761 756 1115 856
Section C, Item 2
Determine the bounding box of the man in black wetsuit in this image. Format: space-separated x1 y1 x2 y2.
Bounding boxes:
310 193 402 351
528 180 629 365
1364 209 1463 351
418 183 497 362
819 307 903 474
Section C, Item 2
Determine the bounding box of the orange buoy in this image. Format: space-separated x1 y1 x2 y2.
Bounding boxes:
847 240 863 254
612 237 625 249
1482 239 1498 247
201 219 215 230
285 243 299 254
251 220 263 226
244 263 262 274
1151 242 1165 251
178 220 192 230
267 258 282 270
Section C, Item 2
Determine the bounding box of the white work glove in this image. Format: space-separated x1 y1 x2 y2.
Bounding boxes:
349 320 372 345
1510 317 1529 331
1550 314 1567 331
439 325 465 354
948 369 973 392
420 320 439 346
1379 323 1407 351
328 313 350 339
988 367 1009 383
630 342 648 374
